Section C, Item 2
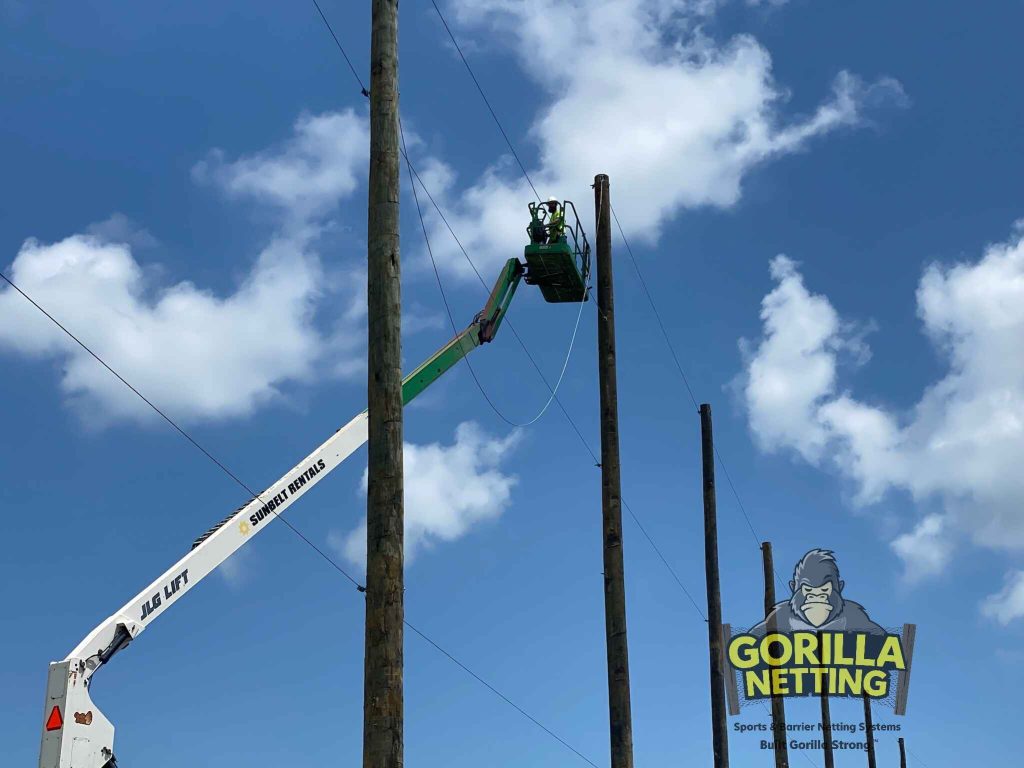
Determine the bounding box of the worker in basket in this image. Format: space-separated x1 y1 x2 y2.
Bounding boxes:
546 196 566 243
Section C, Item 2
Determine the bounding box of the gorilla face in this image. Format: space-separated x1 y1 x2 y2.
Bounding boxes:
787 549 847 628
798 581 836 627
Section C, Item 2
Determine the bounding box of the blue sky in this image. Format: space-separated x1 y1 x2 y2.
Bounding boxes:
3 1 1023 766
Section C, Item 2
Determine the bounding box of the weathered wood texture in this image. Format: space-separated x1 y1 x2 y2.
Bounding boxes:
594 174 635 768
864 694 877 768
762 542 790 768
722 623 741 716
820 662 835 768
363 2 403 767
894 623 916 715
700 404 730 768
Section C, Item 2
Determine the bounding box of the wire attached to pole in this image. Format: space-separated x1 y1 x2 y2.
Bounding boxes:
400 119 586 428
312 0 369 98
398 150 707 618
0 265 602 767
0 271 365 591
429 0 541 202
311 0 709 623
609 204 788 590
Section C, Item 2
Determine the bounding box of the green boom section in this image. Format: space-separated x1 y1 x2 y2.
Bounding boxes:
401 325 481 405
401 257 524 405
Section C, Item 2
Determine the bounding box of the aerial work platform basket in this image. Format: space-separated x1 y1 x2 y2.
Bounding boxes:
523 199 591 303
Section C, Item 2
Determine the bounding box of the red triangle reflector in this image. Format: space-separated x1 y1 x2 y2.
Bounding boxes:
45 706 63 731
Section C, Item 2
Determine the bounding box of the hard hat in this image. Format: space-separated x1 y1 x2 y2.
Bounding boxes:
547 196 558 204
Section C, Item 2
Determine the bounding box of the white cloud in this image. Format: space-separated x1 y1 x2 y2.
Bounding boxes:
192 110 368 224
890 515 954 583
411 0 903 280
332 422 520 568
741 255 843 462
981 571 1024 625
0 232 328 424
0 111 370 425
740 225 1024 580
85 213 158 249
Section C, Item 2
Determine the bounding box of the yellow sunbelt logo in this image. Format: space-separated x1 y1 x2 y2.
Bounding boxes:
727 549 908 701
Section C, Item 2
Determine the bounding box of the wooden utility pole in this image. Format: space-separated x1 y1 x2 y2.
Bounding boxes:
863 694 877 768
820 690 834 768
894 623 917 715
699 404 729 768
761 542 789 768
363 2 403 768
594 173 635 768
819 632 834 768
898 737 907 768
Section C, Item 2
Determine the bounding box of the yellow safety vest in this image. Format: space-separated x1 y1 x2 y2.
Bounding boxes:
548 207 565 238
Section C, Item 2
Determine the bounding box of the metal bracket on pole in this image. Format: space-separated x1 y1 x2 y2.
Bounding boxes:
721 623 741 717
894 623 916 716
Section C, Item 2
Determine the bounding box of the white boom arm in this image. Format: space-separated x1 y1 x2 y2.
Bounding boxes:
39 411 369 768
37 257 529 768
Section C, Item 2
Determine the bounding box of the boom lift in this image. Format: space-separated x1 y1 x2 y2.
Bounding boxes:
38 203 589 768
524 199 590 303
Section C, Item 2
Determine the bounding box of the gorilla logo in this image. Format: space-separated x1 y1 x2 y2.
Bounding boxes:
751 549 884 636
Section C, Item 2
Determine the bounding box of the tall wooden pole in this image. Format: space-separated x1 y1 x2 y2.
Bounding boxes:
863 694 877 768
898 737 907 768
761 542 789 768
819 689 834 768
699 404 729 768
819 632 834 768
594 174 635 768
363 2 403 768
